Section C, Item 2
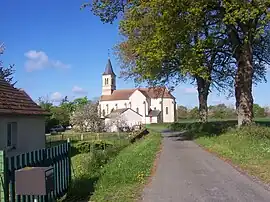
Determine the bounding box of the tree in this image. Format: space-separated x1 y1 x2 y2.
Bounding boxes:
177 105 188 120
70 102 104 132
208 104 236 119
105 115 129 132
0 43 16 85
73 96 89 110
50 106 70 126
253 104 266 118
85 0 270 126
188 107 200 120
85 0 235 123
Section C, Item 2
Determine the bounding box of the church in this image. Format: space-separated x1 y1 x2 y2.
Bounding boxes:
99 59 176 126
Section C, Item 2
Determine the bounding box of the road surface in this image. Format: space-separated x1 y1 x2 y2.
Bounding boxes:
141 131 270 202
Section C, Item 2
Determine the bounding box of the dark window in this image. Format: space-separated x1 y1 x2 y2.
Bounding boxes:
166 107 169 115
115 104 118 109
136 107 139 113
7 122 17 147
102 109 105 117
154 107 156 110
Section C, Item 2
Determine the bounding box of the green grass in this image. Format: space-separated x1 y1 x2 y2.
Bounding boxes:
195 125 270 184
145 123 170 132
63 142 128 201
89 132 162 202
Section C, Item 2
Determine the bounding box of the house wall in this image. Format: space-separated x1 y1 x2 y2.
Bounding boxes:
0 115 46 156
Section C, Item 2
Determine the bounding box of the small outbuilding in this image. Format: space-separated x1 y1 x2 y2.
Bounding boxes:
0 78 49 156
104 108 142 132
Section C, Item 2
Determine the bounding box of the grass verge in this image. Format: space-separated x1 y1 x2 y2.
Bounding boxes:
195 125 270 184
89 132 162 202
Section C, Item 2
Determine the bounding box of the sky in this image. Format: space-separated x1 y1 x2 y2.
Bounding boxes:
1 0 270 109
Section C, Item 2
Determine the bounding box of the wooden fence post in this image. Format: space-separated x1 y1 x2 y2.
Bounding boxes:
0 150 8 202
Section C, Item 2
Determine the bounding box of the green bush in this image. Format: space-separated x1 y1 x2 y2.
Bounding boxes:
92 140 114 150
232 124 270 139
73 141 92 153
170 120 237 138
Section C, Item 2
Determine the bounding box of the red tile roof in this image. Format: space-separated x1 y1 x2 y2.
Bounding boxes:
100 87 175 101
0 78 49 115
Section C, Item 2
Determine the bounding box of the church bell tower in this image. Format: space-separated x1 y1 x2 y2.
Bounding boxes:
102 58 116 95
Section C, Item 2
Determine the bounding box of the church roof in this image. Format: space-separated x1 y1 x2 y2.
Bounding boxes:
102 59 116 76
0 78 49 115
100 87 175 101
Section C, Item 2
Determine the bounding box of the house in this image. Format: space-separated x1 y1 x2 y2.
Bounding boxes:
0 78 49 156
99 59 177 126
104 108 142 132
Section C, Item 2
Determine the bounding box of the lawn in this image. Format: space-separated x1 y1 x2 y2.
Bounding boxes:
89 132 162 202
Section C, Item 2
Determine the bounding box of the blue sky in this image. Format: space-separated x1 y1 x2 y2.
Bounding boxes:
1 0 270 108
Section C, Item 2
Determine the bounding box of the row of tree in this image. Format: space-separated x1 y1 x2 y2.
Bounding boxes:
84 0 270 127
37 96 102 132
177 104 270 120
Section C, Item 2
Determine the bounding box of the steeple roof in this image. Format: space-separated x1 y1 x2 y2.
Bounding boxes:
103 59 116 76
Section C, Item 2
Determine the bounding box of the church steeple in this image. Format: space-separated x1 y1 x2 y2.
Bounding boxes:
103 59 116 76
102 58 116 95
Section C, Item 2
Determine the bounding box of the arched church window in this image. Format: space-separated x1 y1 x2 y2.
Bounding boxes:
136 107 139 113
102 109 105 117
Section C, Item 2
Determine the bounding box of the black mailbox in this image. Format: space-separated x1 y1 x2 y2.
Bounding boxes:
15 166 54 195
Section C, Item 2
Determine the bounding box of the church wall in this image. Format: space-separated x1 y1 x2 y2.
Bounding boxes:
100 100 128 117
162 98 175 123
150 98 162 111
129 90 148 117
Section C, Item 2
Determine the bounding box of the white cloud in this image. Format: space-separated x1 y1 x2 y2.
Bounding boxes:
50 92 63 102
184 87 197 94
24 50 70 72
72 85 88 95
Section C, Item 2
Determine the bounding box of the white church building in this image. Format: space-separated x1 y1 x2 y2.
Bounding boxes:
99 59 176 129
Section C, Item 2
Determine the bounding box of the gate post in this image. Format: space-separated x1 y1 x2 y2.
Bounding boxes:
0 151 8 202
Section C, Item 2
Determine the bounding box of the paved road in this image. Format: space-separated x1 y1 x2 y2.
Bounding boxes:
141 132 270 202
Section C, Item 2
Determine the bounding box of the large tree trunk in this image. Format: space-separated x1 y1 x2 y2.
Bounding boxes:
235 44 254 127
196 76 210 123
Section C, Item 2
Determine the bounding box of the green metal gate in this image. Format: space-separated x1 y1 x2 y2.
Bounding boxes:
0 140 71 202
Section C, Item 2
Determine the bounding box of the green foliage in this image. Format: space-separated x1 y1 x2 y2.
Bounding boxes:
73 141 92 154
66 139 129 201
90 132 162 202
170 120 237 138
177 105 188 119
188 107 200 119
208 104 236 119
87 0 270 126
253 103 266 118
